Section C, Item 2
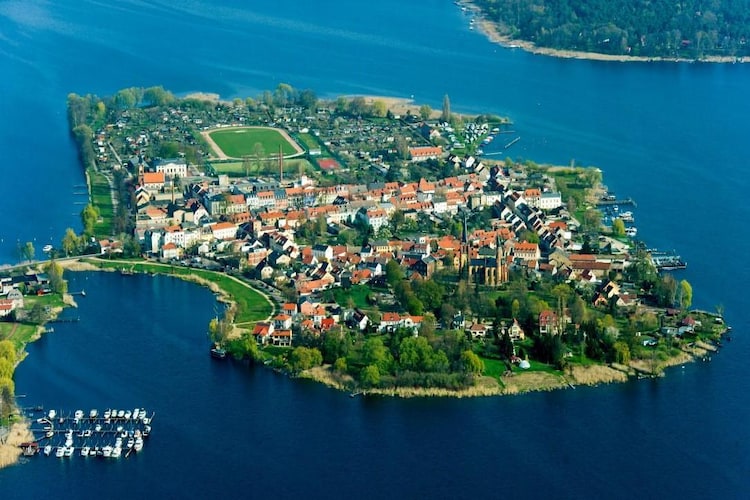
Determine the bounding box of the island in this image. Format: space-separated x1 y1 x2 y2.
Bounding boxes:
0 83 730 465
461 0 750 62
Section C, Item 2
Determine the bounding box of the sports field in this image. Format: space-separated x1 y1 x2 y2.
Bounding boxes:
207 127 301 158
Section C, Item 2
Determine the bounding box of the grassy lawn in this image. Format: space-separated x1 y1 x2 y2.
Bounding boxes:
332 285 372 310
88 169 114 236
480 356 507 381
209 127 299 158
86 260 273 324
210 158 312 177
0 322 39 351
297 132 321 150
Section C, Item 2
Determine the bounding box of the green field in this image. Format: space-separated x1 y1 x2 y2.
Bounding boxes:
209 127 299 158
209 158 313 177
89 169 114 236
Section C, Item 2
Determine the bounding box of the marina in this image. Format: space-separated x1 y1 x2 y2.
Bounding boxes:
19 407 154 459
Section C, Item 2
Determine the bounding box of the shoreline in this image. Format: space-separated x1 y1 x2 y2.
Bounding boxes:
299 340 720 399
461 1 749 64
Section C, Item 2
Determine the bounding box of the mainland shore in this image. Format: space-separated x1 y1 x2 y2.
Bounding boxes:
461 1 749 64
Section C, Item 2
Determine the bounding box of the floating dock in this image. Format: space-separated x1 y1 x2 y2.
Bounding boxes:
649 250 687 270
22 407 154 459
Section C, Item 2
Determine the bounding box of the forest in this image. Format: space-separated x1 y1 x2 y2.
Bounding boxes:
472 0 750 58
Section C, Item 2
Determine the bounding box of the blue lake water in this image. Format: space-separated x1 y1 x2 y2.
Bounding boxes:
1 0 750 497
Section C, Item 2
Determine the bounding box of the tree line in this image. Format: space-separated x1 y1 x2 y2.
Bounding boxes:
474 0 750 58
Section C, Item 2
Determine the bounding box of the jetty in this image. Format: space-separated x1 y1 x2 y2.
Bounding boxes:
504 136 521 149
22 407 154 459
597 197 637 208
649 250 687 270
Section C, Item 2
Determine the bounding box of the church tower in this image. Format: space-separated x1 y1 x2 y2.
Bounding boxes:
496 234 508 285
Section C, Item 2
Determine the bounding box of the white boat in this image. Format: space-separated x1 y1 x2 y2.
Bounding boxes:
45 430 54 438
143 425 151 437
55 446 65 458
74 410 84 420
142 417 151 425
127 437 135 449
138 409 146 419
120 430 128 438
64 446 74 457
83 429 92 437
111 446 122 458
89 409 98 419
625 227 638 237
44 444 52 456
134 408 141 419
102 445 113 457
81 446 90 457
95 424 102 432
48 409 57 420
124 410 132 420
133 437 143 452
43 244 53 253
115 437 123 448
65 437 73 447
103 409 112 419
117 410 125 419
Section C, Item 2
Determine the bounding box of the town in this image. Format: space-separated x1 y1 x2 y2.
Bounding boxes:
6 85 725 396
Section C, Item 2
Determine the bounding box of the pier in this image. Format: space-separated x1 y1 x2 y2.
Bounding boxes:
596 197 637 208
649 250 687 270
504 136 521 149
22 407 154 459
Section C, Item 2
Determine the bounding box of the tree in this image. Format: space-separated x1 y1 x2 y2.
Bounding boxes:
0 358 12 380
441 94 451 122
45 260 67 294
208 317 232 346
613 341 631 365
0 340 15 365
298 89 318 110
460 350 484 374
362 337 392 374
419 104 432 121
81 204 100 236
679 279 693 311
372 100 387 118
62 227 81 257
360 364 380 388
143 86 174 106
289 346 323 373
570 296 587 325
333 357 348 373
612 218 626 237
21 241 35 262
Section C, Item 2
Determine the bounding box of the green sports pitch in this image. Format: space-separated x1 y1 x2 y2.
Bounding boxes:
208 127 300 158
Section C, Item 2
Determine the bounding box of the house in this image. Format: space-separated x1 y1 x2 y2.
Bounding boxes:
538 310 559 336
273 314 293 330
153 158 188 179
252 322 274 344
0 299 15 317
6 288 23 309
468 323 489 339
408 146 443 162
270 329 293 347
142 171 165 192
510 318 525 340
379 312 401 332
347 309 370 331
210 222 238 241
160 242 181 260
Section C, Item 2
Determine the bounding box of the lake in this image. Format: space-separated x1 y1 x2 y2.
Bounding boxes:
1 0 749 497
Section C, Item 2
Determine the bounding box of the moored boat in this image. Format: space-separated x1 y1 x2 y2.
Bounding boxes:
55 446 65 458
89 409 98 419
81 446 91 457
44 444 52 456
